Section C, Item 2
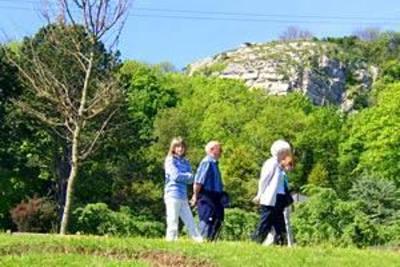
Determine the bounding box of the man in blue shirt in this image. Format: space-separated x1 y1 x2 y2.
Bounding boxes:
191 140 226 241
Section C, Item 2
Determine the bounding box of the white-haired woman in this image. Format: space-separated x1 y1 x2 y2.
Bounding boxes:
164 137 203 242
252 140 292 245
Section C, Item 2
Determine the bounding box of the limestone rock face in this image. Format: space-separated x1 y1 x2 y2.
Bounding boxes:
188 41 377 110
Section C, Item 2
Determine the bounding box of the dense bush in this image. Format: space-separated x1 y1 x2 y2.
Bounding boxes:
72 203 164 237
220 208 258 241
10 197 58 233
349 175 400 225
291 185 400 247
347 176 400 246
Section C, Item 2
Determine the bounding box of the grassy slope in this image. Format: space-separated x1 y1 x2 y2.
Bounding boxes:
0 254 148 267
0 234 399 267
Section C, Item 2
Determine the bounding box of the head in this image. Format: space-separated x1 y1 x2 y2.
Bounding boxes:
168 137 187 157
205 140 222 160
280 153 295 172
270 139 292 162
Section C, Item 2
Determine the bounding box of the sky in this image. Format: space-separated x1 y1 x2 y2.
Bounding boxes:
1 0 400 69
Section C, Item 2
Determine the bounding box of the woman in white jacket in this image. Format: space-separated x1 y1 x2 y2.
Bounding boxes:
251 140 292 244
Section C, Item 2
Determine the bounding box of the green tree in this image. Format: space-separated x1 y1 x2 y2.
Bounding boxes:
0 47 49 229
339 82 400 189
349 175 400 225
7 0 131 234
120 61 177 142
298 107 343 189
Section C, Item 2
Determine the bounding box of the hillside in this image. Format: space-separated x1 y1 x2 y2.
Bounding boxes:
187 40 378 111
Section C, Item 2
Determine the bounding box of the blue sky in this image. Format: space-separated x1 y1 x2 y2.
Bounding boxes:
1 0 400 68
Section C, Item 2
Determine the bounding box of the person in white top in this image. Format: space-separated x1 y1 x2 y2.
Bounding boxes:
273 154 295 245
251 140 292 244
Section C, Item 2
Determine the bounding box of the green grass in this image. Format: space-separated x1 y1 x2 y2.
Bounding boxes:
0 234 399 267
0 253 148 267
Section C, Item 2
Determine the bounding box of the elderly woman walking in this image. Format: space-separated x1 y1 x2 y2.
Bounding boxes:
252 140 293 245
164 137 203 242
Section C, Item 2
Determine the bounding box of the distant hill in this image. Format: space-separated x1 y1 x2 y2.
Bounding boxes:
187 40 378 111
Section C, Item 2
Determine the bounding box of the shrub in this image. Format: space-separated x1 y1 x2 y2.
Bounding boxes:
381 60 400 82
378 222 400 246
71 203 112 234
220 208 258 241
291 186 381 247
307 162 330 187
10 197 58 233
73 203 164 237
349 175 400 225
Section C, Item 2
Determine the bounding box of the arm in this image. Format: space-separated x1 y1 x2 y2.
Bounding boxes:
255 160 275 199
165 157 193 183
191 183 203 206
190 161 210 206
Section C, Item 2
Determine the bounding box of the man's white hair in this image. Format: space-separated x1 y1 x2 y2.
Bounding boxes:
205 140 221 153
270 140 291 158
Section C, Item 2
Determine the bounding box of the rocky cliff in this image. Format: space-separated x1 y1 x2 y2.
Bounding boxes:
187 41 378 111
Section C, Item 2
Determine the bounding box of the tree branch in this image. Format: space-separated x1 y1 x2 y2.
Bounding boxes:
80 108 118 160
13 100 64 127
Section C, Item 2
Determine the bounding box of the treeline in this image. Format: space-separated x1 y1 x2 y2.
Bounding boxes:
0 24 399 247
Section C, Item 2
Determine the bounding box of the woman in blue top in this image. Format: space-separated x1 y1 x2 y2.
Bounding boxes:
164 137 203 242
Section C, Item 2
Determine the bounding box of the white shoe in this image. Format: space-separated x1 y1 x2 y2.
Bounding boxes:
193 237 204 243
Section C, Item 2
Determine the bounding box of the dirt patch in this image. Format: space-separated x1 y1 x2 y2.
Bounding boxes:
0 245 215 266
140 251 215 267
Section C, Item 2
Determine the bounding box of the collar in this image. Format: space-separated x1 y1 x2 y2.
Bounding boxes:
272 156 284 171
206 155 218 163
173 155 185 161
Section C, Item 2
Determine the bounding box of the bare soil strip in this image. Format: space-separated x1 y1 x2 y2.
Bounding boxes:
0 244 215 267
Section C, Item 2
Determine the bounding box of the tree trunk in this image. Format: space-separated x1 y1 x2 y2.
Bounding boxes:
59 126 80 234
59 51 93 234
55 140 71 220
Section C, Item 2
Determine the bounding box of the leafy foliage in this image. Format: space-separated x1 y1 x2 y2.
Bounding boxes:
220 208 258 241
72 203 164 237
339 82 400 187
349 175 400 225
292 186 381 247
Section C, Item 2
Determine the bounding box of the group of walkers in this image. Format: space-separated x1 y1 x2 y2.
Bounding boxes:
164 137 294 245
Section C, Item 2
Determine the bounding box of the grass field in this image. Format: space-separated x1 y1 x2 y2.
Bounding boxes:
0 234 399 267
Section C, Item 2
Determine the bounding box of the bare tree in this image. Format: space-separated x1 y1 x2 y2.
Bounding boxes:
279 26 314 41
353 27 381 42
5 0 131 234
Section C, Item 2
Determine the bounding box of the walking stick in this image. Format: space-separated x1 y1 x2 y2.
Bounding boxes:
284 207 294 247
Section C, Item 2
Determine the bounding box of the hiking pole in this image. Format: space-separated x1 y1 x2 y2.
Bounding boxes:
284 207 294 247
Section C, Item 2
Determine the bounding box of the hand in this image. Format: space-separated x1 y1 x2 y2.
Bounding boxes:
190 195 198 207
252 196 260 205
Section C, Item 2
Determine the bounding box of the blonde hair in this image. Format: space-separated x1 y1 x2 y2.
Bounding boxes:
205 140 221 154
168 137 187 157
